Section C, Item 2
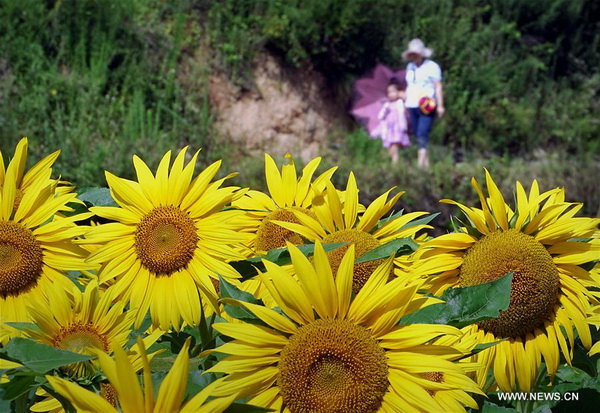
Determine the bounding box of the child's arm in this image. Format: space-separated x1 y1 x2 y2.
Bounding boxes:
378 102 390 120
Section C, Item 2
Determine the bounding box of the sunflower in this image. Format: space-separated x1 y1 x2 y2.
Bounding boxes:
272 172 432 293
0 138 75 212
410 170 600 392
25 280 162 377
46 337 236 413
0 140 91 343
83 148 250 330
205 241 482 412
233 153 337 256
25 281 162 413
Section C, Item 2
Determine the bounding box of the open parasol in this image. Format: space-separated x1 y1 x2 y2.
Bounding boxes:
350 64 407 138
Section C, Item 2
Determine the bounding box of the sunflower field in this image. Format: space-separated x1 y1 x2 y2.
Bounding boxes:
0 138 598 412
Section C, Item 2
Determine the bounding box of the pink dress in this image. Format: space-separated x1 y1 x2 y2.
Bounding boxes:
378 99 411 148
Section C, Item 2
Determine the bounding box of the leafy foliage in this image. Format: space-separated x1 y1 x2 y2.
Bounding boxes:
399 272 513 328
3 338 94 373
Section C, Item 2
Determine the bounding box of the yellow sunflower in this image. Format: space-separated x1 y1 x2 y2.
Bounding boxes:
233 153 336 255
83 148 251 330
411 170 600 392
25 280 162 377
0 138 75 212
272 172 432 293
24 281 162 412
46 337 236 413
0 140 91 344
205 241 482 412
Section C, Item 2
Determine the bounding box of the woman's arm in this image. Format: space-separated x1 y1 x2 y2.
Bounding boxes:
434 80 445 118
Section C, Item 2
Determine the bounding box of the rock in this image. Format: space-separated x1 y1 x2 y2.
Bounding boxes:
208 53 342 161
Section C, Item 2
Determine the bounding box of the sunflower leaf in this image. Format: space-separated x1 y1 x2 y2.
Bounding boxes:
481 402 519 412
77 187 117 206
219 277 260 305
398 272 513 327
219 277 267 325
4 322 41 333
355 237 419 263
0 373 36 401
4 338 94 373
224 403 274 412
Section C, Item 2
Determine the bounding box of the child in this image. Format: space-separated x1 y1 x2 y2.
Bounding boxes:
378 79 410 164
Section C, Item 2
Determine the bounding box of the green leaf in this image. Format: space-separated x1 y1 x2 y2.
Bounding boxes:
62 201 90 217
229 259 259 279
219 277 265 323
355 237 419 264
482 402 519 412
4 338 94 373
224 402 274 412
399 272 513 328
185 370 217 399
157 332 196 355
3 322 41 334
0 373 36 401
571 344 597 378
555 365 599 391
219 276 260 304
77 187 117 207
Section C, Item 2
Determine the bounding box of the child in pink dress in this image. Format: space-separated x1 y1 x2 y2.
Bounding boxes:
378 81 411 164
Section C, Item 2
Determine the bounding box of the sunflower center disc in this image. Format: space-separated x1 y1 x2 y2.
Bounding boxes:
279 319 389 413
322 229 383 294
255 207 313 252
135 206 198 275
459 229 560 338
54 322 109 353
0 221 44 298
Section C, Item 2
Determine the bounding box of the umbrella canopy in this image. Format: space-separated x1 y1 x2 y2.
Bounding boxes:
350 64 407 138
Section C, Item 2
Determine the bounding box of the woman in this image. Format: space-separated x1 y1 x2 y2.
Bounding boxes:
403 38 444 169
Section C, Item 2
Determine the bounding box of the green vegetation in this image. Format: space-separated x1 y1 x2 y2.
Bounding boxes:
1 0 214 186
1 0 598 217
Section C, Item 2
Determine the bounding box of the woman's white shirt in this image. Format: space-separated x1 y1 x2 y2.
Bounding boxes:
405 59 442 108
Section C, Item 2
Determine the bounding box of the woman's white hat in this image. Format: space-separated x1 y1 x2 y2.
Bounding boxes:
402 38 433 60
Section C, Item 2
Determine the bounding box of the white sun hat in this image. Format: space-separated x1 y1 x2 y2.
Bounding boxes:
402 38 433 60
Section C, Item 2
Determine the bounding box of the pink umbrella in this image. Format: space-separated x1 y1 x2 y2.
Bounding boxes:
350 64 407 138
